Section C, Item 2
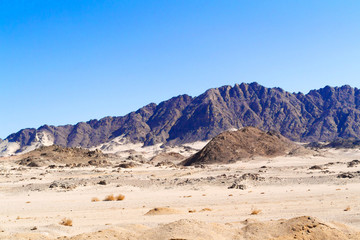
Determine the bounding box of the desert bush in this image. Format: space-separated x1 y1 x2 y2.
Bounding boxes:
116 194 125 201
104 194 116 201
200 208 212 212
251 209 262 215
91 197 100 202
60 218 73 226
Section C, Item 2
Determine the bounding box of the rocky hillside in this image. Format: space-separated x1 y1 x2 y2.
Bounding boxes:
3 82 360 155
181 127 301 166
13 145 110 167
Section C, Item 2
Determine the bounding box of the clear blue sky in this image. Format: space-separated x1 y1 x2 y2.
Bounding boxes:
1 1 360 139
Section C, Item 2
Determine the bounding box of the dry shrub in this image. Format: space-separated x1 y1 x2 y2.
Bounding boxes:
60 218 73 226
344 206 351 211
183 195 192 198
104 194 116 201
91 197 100 202
251 209 262 215
116 194 125 201
188 209 196 213
25 201 31 204
200 208 212 212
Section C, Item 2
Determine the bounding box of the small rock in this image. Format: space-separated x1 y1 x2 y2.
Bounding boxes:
117 162 137 168
239 173 264 181
27 161 40 167
228 183 247 190
98 180 107 185
309 165 322 170
49 182 58 188
348 160 360 168
337 172 354 178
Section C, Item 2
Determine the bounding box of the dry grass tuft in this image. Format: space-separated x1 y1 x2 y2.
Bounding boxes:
25 201 31 204
104 194 116 201
344 206 351 211
16 216 30 220
60 218 73 227
116 194 125 201
200 208 212 212
91 197 100 202
188 209 196 213
251 209 262 215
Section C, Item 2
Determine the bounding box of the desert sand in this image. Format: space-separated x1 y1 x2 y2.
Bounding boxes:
1 144 360 239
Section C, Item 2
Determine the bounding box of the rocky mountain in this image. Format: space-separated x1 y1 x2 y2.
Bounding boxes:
3 82 360 155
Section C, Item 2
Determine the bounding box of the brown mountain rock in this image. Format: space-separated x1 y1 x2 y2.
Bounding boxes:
181 127 301 166
5 83 360 154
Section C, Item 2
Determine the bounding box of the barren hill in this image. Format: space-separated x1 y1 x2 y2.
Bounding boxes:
182 127 301 166
12 145 110 167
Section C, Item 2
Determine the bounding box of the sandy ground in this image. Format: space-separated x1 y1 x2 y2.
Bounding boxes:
1 148 360 239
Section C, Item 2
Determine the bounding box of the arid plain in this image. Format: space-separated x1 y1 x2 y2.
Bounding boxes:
1 139 360 240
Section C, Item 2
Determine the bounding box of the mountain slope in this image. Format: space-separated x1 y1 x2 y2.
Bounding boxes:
3 82 360 156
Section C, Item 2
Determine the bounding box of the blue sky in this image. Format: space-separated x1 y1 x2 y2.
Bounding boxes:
1 1 360 138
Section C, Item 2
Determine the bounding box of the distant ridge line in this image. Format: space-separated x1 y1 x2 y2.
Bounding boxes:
3 82 360 155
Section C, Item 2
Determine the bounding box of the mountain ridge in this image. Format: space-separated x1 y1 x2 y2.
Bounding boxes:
3 82 360 156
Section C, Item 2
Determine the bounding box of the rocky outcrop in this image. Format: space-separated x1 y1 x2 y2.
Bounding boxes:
15 145 109 166
4 83 360 154
181 127 301 166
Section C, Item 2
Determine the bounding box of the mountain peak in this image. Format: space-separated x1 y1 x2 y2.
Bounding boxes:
3 82 360 156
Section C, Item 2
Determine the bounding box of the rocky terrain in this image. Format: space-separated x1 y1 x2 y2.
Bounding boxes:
1 144 360 239
7 145 111 167
3 83 360 156
307 138 360 149
182 127 303 166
